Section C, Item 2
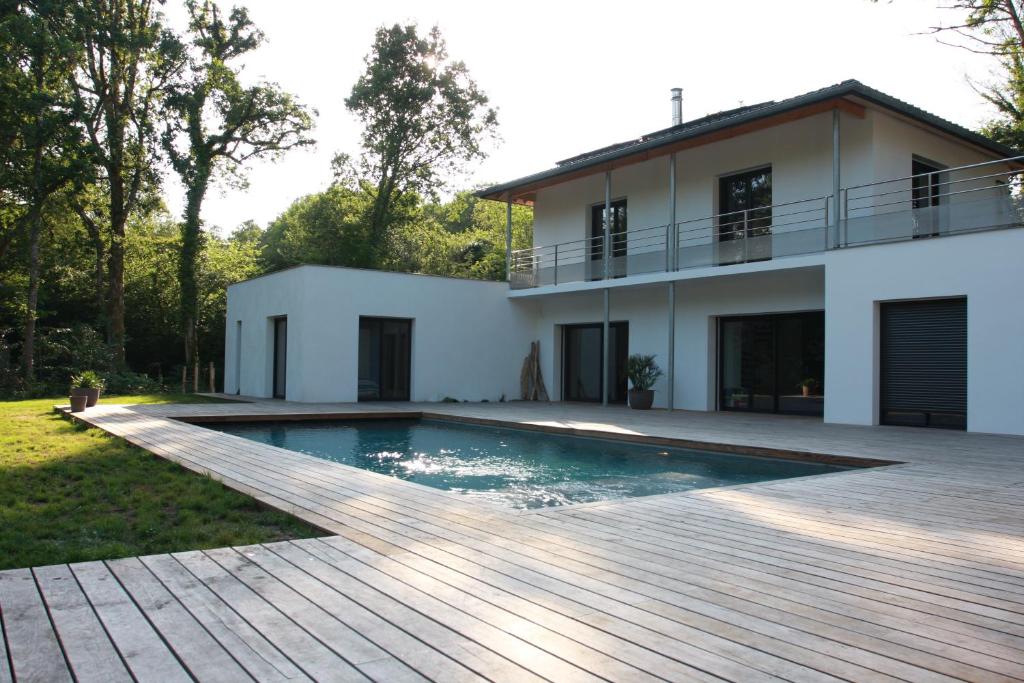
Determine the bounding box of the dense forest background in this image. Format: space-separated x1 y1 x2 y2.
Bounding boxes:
0 2 531 397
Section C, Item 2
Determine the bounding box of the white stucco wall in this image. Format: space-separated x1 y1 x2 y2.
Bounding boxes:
824 228 1024 436
225 266 535 403
530 108 1001 254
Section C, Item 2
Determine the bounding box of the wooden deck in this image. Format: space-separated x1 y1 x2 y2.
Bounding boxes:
3 399 1024 682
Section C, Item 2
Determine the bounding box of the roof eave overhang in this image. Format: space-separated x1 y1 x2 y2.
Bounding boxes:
477 82 1022 205
477 96 866 205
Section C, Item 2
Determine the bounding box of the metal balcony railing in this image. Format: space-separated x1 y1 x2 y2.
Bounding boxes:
841 155 1024 247
509 156 1024 290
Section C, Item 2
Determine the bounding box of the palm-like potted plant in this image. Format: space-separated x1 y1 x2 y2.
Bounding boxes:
798 377 817 397
626 354 663 410
70 371 105 407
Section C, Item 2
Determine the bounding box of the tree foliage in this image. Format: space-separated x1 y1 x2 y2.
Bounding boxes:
68 0 179 366
919 0 1024 148
344 24 499 255
0 16 527 397
162 0 314 381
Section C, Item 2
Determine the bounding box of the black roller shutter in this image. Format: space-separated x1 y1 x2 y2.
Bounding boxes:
880 298 966 429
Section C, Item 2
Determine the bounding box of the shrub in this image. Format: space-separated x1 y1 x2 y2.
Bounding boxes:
70 370 106 391
626 354 663 392
101 371 163 395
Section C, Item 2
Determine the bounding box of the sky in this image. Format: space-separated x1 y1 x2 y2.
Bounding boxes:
161 0 997 234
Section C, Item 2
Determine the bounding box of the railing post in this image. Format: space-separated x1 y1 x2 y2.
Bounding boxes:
553 244 559 286
505 196 512 281
667 152 677 272
842 188 849 247
824 196 830 251
742 209 749 262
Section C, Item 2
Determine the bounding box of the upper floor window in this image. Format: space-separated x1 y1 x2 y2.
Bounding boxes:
718 166 772 243
911 157 943 209
590 198 627 262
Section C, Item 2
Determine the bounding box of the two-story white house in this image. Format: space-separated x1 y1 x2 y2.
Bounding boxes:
225 80 1024 436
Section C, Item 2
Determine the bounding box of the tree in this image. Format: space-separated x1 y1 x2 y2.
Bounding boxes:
345 24 498 259
918 1 1024 147
0 1 87 380
162 0 314 383
69 0 178 367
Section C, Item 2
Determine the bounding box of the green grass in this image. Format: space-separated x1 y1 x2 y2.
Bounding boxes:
0 393 318 570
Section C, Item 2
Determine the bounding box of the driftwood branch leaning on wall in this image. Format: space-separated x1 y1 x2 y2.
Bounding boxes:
520 340 549 401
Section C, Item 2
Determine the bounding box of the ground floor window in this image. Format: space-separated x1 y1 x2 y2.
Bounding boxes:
562 322 628 403
718 311 824 416
358 317 412 401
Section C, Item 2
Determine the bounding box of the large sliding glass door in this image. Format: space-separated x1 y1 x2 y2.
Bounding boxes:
719 312 823 416
562 322 628 403
359 317 412 401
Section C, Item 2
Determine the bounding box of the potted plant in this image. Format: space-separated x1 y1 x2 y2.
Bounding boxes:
70 371 105 407
68 393 88 412
798 377 817 397
626 353 663 410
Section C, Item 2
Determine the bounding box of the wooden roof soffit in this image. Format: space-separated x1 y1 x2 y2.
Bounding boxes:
497 97 866 204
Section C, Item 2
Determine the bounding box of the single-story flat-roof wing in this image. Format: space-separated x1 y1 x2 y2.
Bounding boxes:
477 79 1020 205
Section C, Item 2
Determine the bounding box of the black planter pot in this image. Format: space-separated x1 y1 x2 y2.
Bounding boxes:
628 389 654 410
69 394 88 413
72 387 101 407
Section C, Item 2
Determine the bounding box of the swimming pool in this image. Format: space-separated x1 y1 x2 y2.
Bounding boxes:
208 418 852 509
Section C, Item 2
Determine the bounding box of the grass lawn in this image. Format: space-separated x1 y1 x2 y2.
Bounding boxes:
0 394 318 570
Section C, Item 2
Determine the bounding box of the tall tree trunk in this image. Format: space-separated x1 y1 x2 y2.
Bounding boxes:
106 177 127 368
73 202 108 332
20 207 42 382
180 173 209 385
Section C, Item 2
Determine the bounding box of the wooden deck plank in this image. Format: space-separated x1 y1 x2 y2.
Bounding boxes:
105 556 254 682
32 564 131 683
169 550 370 682
201 547 424 682
139 554 311 683
230 543 485 682
264 541 546 683
0 569 71 683
69 561 192 683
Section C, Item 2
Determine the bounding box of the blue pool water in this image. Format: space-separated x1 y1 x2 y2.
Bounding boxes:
209 419 850 509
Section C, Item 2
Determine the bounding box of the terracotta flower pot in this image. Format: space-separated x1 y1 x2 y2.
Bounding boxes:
69 394 88 413
628 389 655 410
801 386 811 397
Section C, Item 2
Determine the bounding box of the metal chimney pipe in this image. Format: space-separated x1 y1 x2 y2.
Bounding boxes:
671 87 683 126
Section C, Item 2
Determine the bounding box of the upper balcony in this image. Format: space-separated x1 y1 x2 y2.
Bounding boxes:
509 156 1024 290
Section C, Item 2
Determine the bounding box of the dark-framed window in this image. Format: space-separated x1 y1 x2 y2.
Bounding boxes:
358 317 412 401
911 158 943 209
718 311 824 416
589 199 627 265
911 157 945 238
718 166 773 242
272 316 287 399
562 322 628 403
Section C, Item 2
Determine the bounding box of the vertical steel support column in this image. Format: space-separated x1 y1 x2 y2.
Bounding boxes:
667 282 675 410
602 171 612 407
505 196 513 279
832 108 841 249
602 288 610 407
668 153 677 270
666 153 677 411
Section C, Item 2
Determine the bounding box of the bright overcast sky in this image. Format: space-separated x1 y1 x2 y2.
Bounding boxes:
161 0 996 234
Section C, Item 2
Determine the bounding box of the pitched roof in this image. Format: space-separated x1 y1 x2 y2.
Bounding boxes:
477 79 1019 202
